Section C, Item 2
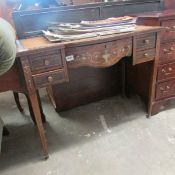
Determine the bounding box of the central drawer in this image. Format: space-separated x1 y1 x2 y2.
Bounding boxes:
66 38 132 67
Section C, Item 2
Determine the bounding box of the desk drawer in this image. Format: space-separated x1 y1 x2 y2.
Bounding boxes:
161 20 175 42
32 70 67 88
134 48 156 64
158 62 175 81
156 80 175 100
160 42 175 63
66 38 132 67
28 50 63 72
135 33 156 51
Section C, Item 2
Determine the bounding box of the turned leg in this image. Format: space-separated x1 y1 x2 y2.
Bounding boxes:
13 92 24 113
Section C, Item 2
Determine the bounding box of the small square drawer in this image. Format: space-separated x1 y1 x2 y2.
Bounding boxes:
135 33 156 51
161 19 175 42
156 80 175 100
28 50 63 72
133 48 156 65
160 42 175 63
32 70 68 88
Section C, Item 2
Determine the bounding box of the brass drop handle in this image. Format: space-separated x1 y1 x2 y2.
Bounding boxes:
144 39 150 44
48 76 53 83
44 59 50 66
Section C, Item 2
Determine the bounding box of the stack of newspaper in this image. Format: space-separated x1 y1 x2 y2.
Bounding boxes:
43 16 137 42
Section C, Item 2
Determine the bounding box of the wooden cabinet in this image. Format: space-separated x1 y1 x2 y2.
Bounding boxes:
137 10 175 115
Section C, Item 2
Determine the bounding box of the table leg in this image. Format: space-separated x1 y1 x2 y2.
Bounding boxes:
28 92 49 159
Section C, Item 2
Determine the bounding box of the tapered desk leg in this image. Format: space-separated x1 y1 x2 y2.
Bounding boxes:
20 58 49 159
28 92 49 159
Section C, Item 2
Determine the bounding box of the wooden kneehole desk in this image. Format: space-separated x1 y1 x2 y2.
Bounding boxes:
0 26 161 158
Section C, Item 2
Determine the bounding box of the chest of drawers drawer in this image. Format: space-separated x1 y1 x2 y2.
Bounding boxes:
161 19 175 42
135 33 156 51
159 42 175 63
156 79 175 100
158 62 175 81
32 70 68 88
28 50 63 72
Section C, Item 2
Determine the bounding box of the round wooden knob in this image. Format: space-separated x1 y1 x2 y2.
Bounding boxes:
159 87 164 91
168 67 173 72
48 76 53 83
165 27 171 32
44 59 50 66
162 69 166 73
170 47 174 51
144 39 150 44
144 53 149 57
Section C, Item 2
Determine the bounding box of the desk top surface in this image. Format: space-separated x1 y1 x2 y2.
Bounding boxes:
16 25 161 57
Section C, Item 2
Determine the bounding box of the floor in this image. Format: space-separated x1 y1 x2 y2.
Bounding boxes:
0 92 175 175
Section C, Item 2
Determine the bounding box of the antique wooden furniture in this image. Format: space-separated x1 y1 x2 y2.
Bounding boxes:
14 26 161 158
11 0 163 111
136 10 175 115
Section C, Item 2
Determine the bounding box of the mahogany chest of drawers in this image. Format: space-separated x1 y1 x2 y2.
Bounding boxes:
137 9 175 115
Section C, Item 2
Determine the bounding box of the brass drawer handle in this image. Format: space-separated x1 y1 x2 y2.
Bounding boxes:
144 39 150 44
44 59 50 66
48 76 54 83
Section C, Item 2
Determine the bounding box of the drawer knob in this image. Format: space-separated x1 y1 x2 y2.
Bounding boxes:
144 39 150 44
48 76 53 83
170 47 174 51
44 59 50 66
168 67 173 72
165 27 171 32
162 69 166 73
172 26 175 30
144 53 149 57
166 86 170 89
159 87 164 91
